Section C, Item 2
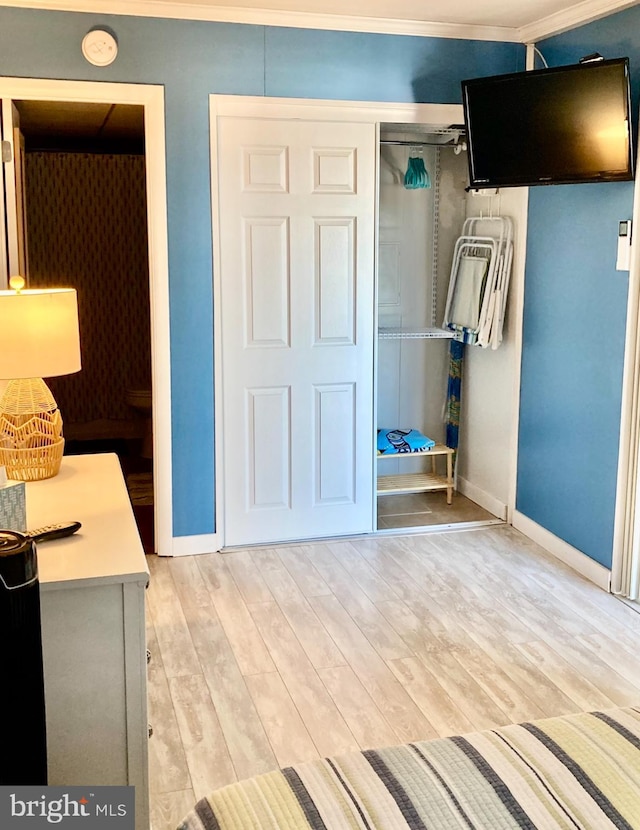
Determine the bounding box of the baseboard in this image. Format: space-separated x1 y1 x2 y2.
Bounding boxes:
456 476 507 520
512 510 611 591
165 532 222 557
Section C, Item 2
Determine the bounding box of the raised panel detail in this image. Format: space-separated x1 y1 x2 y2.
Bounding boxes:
313 383 356 505
242 145 289 192
246 386 291 509
314 218 355 345
243 217 290 347
312 148 356 193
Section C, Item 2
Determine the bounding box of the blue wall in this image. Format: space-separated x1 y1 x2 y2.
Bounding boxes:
0 7 523 537
518 6 640 567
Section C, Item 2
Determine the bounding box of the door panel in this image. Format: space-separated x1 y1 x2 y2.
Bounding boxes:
315 218 355 344
244 216 290 346
247 385 291 510
217 116 376 546
314 382 356 504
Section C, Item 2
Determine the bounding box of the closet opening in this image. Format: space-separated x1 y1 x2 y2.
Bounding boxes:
375 123 510 534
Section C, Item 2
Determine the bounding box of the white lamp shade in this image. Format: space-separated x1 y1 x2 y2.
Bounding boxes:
0 288 81 380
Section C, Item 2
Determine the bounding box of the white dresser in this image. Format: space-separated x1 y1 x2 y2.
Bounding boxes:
26 453 150 830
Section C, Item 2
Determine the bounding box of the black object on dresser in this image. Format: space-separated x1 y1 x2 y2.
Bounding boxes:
0 530 47 785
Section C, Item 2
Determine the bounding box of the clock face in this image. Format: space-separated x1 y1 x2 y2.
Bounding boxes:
82 30 118 67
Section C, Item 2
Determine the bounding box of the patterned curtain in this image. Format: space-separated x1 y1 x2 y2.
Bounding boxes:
25 152 150 435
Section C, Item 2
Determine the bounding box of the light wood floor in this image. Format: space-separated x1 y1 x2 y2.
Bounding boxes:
377 490 497 529
145 525 640 830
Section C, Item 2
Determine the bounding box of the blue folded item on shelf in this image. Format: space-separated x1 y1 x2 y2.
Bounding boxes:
377 428 436 455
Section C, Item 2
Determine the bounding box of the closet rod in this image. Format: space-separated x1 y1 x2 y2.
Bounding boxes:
380 138 461 147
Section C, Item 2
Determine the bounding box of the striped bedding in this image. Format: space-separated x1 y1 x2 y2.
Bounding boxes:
177 707 640 830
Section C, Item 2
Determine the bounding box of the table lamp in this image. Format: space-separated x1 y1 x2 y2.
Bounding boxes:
0 276 81 481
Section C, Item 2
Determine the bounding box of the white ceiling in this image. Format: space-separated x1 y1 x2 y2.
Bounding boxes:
0 0 638 42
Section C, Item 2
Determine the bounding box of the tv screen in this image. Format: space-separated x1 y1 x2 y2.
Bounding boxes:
462 57 634 189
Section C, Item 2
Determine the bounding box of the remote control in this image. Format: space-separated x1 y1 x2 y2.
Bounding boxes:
23 521 82 544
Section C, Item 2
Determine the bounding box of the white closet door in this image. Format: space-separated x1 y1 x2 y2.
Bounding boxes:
217 116 376 546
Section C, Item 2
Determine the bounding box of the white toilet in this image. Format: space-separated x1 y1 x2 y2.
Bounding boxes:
126 388 153 458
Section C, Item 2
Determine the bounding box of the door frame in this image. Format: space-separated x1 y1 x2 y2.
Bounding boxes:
611 129 640 598
209 95 506 549
0 77 172 555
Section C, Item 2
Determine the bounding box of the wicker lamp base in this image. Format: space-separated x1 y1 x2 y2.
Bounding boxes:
0 378 66 481
0 438 65 481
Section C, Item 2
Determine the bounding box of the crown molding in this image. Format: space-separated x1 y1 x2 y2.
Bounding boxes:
0 0 636 44
518 0 639 43
0 0 520 42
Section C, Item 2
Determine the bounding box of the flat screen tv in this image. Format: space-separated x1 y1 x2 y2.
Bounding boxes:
462 57 634 189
